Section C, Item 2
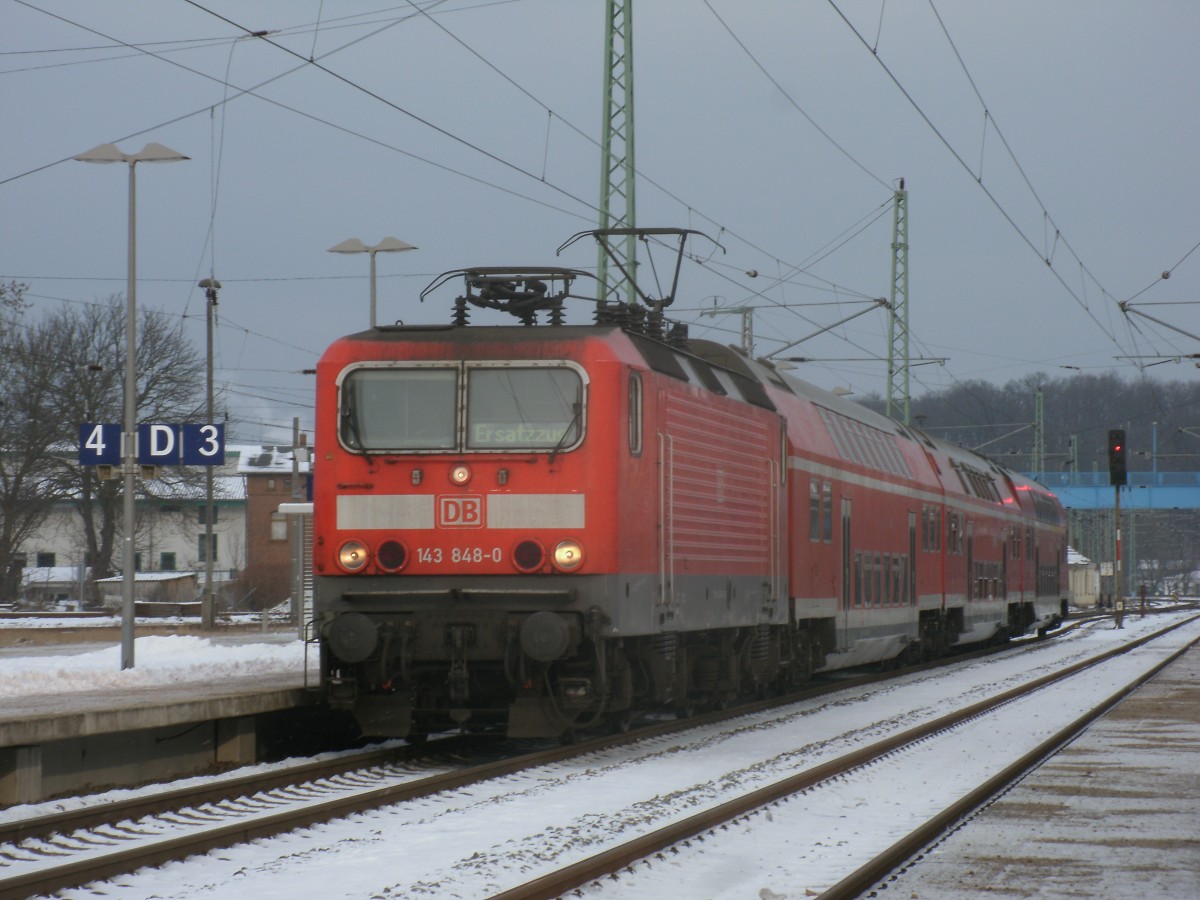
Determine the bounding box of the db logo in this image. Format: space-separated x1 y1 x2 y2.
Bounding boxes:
438 495 484 528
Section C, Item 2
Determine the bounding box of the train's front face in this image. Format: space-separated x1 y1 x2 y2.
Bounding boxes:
312 327 620 738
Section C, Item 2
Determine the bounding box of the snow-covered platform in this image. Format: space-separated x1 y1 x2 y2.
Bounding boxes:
0 630 316 805
0 671 310 747
885 641 1200 897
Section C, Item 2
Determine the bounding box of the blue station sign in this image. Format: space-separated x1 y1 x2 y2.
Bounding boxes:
79 423 225 467
78 423 121 465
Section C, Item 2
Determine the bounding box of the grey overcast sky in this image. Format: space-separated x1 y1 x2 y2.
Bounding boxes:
3 0 1198 443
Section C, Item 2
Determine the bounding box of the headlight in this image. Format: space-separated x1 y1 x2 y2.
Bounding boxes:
449 463 472 486
552 539 584 572
337 540 370 572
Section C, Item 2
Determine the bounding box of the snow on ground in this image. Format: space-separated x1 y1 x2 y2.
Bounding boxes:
0 629 310 698
0 612 1192 899
1 612 1197 899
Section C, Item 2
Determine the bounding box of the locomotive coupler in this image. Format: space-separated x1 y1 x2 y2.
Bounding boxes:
447 624 473 703
327 675 357 709
559 678 592 701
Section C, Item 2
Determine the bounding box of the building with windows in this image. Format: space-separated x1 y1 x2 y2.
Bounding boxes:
10 444 310 612
236 444 312 611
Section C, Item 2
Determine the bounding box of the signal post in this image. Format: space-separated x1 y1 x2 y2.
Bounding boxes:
1108 429 1127 628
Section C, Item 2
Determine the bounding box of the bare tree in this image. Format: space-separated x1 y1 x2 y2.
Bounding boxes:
21 298 206 597
0 282 66 599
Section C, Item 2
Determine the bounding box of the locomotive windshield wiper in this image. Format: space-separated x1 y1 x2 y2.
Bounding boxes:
342 395 364 450
548 402 582 463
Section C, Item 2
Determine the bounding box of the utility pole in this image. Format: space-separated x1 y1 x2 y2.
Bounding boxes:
291 418 304 636
598 0 636 305
701 304 755 355
199 277 219 629
1033 387 1045 480
1114 485 1124 627
1108 430 1127 628
886 179 910 424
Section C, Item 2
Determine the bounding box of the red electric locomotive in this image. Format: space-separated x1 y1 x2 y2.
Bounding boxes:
312 229 1068 740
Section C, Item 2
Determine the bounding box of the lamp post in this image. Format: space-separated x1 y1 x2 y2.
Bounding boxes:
199 277 220 629
74 142 189 670
327 237 417 328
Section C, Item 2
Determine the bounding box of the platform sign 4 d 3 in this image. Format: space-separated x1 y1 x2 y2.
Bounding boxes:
79 423 225 470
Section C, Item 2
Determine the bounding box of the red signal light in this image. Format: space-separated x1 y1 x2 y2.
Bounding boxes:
1107 429 1127 486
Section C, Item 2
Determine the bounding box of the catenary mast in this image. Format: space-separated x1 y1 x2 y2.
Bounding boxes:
597 0 637 305
886 179 910 423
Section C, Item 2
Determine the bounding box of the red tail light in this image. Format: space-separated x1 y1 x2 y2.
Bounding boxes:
512 539 545 573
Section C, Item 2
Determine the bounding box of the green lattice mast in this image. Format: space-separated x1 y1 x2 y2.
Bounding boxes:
598 0 637 304
886 179 910 423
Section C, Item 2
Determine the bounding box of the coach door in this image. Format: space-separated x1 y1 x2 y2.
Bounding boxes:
966 521 974 602
841 498 852 634
909 510 917 606
1002 527 1009 600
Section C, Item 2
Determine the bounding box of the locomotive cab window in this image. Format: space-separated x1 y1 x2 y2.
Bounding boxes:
466 366 583 450
341 367 458 451
338 361 585 454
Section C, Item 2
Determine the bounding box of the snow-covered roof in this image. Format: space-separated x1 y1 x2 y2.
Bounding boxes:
235 444 312 476
21 566 89 586
94 571 199 584
143 474 246 502
1068 547 1094 566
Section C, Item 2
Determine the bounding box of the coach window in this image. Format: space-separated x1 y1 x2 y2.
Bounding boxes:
822 482 834 542
628 371 643 455
467 366 583 451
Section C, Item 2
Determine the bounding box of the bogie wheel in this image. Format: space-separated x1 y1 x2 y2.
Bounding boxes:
673 702 697 721
607 709 632 734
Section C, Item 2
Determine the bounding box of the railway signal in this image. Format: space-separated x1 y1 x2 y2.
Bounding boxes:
1107 429 1127 486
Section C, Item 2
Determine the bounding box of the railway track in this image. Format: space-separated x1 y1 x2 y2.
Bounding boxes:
0 671 879 898
0 612 1187 898
492 613 1200 899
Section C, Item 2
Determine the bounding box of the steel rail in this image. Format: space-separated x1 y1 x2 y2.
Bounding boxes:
0 614 1137 898
820 629 1200 899
0 741 412 846
489 614 1200 900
